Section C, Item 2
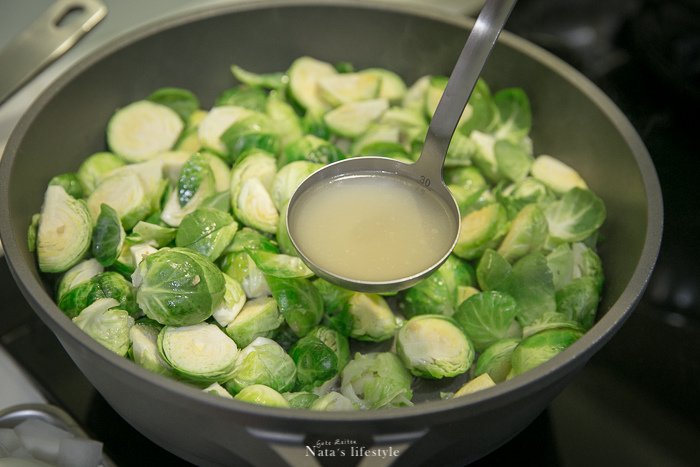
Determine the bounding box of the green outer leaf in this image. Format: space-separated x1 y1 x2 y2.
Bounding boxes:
247 249 313 278
226 337 297 393
510 328 583 377
496 204 548 263
282 392 319 409
148 87 200 122
131 221 177 248
474 338 520 383
92 204 126 267
176 208 237 261
266 275 324 337
502 253 556 326
49 173 84 199
226 227 279 254
58 271 138 318
555 276 600 329
476 249 512 291
544 188 606 242
493 87 531 140
225 297 283 348
453 291 521 352
494 139 532 183
215 86 267 112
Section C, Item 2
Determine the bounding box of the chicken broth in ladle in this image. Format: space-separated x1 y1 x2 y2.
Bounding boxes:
289 173 457 282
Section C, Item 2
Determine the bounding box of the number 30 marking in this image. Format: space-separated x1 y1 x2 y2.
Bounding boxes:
419 176 431 187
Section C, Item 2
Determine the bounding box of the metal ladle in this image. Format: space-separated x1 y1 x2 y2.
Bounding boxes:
287 0 518 292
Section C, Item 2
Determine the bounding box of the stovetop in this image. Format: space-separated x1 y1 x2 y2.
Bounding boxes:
1 1 699 466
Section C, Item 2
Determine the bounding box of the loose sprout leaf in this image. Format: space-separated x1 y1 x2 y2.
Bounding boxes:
77 152 125 196
176 207 238 261
231 64 288 90
494 139 532 183
493 87 531 141
509 328 583 377
92 203 126 267
502 253 557 326
545 188 606 242
247 249 313 278
476 249 512 291
454 291 521 352
27 213 40 253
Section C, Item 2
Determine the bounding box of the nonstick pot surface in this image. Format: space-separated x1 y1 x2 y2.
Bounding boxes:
0 1 662 465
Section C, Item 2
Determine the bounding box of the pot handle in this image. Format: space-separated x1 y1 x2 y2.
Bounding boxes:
0 0 107 105
247 427 428 467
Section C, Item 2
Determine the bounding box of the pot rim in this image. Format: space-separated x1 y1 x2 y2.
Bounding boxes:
0 0 663 426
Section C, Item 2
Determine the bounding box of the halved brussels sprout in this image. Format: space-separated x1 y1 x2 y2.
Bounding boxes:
201 152 232 193
158 322 238 383
197 105 253 156
220 251 271 299
310 392 357 411
266 90 304 146
290 335 338 392
49 173 84 199
56 259 104 303
503 253 557 326
225 337 296 394
307 326 350 371
215 86 267 112
547 242 604 293
361 68 407 103
555 277 600 329
317 72 381 106
324 98 389 138
347 293 401 342
282 392 319 409
496 204 548 263
509 328 583 378
221 113 280 163
232 178 279 234
133 247 225 326
58 271 138 318
175 208 238 261
453 203 509 261
474 338 520 383
147 87 200 122
288 56 336 114
270 161 322 211
226 226 279 254
73 298 134 356
130 221 177 248
77 152 126 195
521 311 583 338
399 255 474 318
340 352 413 409
37 186 92 273
203 382 234 399
87 172 152 231
531 155 588 194
225 296 283 348
231 64 287 91
211 274 247 327
128 319 172 376
278 135 344 167
266 276 324 337
92 204 126 267
476 249 512 291
396 315 474 379
234 384 290 408
453 291 521 352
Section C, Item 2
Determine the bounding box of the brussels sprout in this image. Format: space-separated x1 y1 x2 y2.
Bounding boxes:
133 247 225 326
59 271 138 318
531 155 588 194
201 191 232 213
396 315 474 379
73 298 134 356
497 177 552 217
175 208 238 261
453 291 521 352
312 278 354 336
129 243 158 269
128 319 172 375
226 226 279 254
555 277 600 329
445 131 475 167
201 152 232 193
457 285 480 305
456 79 498 135
27 213 40 253
234 384 290 408
340 352 413 409
203 382 234 399
87 172 152 230
157 323 238 383
476 249 512 291
350 124 400 155
401 75 429 113
347 293 400 342
36 186 92 273
220 251 271 299
290 335 338 392
279 135 345 167
266 90 304 146
288 56 336 114
324 99 389 138
301 113 331 140
307 326 350 371
492 87 531 141
310 392 357 411
544 188 606 243
399 255 474 319
177 153 214 207
317 72 381 106
77 152 126 195
502 253 556 326
361 68 407 103
221 113 280 163
154 150 191 184
147 87 200 122
215 86 267 112
247 249 313 278
276 202 296 256
49 173 84 199
225 296 283 348
282 392 319 409
453 203 509 260
130 221 177 248
231 65 287 91
270 161 322 211
468 131 500 182
212 274 247 327
496 204 548 263
474 338 520 383
266 276 324 337
107 100 183 162
91 204 126 267
232 178 279 234
454 373 496 397
198 105 253 156
225 337 296 394
509 328 583 378
56 259 104 303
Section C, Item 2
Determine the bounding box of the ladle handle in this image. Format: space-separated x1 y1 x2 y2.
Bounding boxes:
416 0 517 178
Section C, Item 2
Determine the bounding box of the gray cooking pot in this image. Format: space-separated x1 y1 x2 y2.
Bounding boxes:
0 1 662 466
